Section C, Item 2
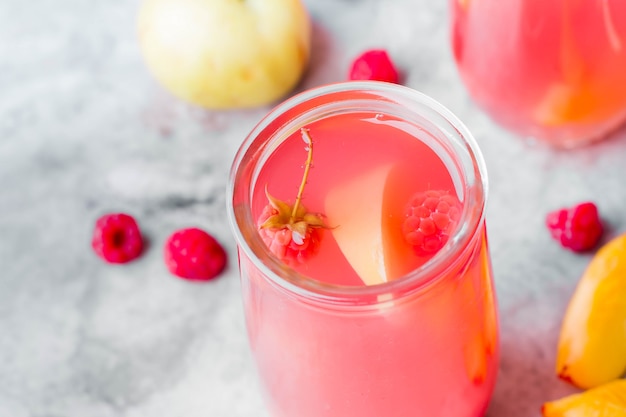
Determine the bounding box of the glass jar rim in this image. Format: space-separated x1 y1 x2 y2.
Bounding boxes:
227 81 488 306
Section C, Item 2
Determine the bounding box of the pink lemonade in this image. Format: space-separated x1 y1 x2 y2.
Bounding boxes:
228 82 498 417
451 0 626 147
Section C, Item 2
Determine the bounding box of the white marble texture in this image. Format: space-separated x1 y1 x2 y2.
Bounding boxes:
1 0 626 416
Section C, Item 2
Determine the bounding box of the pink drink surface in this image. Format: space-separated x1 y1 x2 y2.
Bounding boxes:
242 112 498 417
451 0 626 146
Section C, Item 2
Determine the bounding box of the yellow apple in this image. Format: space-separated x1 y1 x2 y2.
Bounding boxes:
137 0 311 109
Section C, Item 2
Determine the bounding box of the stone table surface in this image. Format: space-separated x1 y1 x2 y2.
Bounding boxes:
2 1 626 416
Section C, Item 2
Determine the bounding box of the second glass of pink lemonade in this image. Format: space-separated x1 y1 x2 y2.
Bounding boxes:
228 82 499 416
451 0 626 147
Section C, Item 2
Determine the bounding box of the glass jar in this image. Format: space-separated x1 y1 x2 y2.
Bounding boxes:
227 81 499 417
450 0 626 147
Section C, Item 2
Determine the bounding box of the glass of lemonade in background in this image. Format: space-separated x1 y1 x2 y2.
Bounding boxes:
450 0 626 147
227 82 499 417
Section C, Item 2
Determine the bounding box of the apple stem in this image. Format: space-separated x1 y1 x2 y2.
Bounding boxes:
291 128 314 220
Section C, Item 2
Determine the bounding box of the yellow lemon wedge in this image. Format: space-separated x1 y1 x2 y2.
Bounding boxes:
542 379 626 417
556 233 626 389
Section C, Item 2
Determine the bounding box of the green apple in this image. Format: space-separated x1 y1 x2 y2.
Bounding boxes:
137 0 311 109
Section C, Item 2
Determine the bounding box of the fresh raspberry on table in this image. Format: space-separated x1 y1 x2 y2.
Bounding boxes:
348 49 399 84
92 213 144 263
402 190 462 256
546 202 603 252
257 203 323 265
164 228 227 281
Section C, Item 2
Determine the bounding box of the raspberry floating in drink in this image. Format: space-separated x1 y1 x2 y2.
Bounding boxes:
402 190 462 256
257 128 328 265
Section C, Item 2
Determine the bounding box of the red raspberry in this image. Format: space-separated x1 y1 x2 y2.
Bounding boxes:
92 213 144 263
348 49 399 83
164 228 227 281
256 129 327 266
402 190 462 256
546 202 603 252
257 203 323 266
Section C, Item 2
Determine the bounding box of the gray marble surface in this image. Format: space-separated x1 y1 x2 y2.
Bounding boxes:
2 0 626 416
